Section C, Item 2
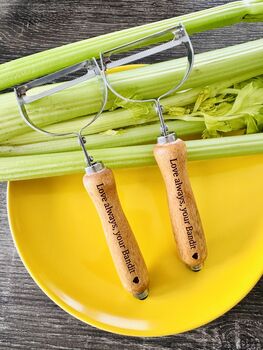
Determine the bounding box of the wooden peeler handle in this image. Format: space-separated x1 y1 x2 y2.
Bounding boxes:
83 165 149 299
154 138 207 271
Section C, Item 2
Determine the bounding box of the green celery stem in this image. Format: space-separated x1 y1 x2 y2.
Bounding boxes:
0 0 262 90
1 134 263 181
0 120 205 156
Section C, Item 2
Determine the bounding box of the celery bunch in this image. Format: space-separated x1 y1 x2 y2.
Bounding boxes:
1 76 263 157
0 1 262 181
1 39 262 143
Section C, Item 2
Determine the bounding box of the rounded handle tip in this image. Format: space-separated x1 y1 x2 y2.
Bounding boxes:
134 289 149 300
190 263 203 272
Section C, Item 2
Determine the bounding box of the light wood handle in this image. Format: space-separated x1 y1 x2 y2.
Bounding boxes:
154 139 207 270
83 167 149 299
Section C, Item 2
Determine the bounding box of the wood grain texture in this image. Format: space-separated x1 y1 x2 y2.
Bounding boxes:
83 167 149 298
0 0 263 64
154 139 207 269
0 0 262 348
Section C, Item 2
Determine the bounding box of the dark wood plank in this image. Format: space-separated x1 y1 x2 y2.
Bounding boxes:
0 0 263 64
0 0 262 348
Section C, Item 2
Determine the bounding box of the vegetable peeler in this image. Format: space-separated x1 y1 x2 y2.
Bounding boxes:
100 24 207 271
14 60 149 300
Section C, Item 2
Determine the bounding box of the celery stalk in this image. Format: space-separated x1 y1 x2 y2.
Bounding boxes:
8 70 262 146
0 0 262 90
2 103 157 145
0 120 205 156
1 39 263 143
1 134 262 181
0 81 215 145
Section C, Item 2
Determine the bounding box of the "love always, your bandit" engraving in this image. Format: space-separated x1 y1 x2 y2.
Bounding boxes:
170 158 197 250
96 183 136 274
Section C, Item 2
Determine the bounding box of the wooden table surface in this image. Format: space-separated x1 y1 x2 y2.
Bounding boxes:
0 0 262 348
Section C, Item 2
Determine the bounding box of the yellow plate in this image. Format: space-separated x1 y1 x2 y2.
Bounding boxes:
7 154 263 336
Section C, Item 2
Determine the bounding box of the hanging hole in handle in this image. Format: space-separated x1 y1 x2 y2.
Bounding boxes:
192 252 199 260
133 277 140 284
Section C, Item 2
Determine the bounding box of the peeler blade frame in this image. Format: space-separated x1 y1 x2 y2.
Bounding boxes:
15 59 99 105
14 58 108 140
99 23 194 137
